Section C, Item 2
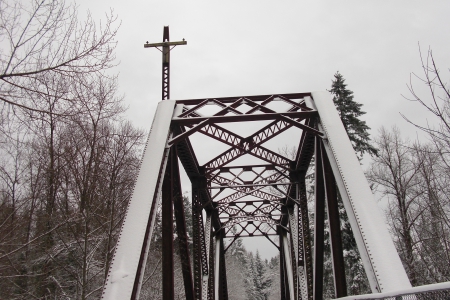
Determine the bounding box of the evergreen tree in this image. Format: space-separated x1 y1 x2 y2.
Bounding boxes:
329 72 378 158
320 72 373 297
253 251 272 299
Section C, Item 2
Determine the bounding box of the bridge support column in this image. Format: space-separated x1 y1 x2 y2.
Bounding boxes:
162 148 175 299
192 179 207 300
287 205 299 299
172 147 195 300
313 136 348 299
279 227 295 300
321 141 347 298
214 230 228 300
298 178 313 300
313 136 326 300
202 213 212 299
280 237 287 300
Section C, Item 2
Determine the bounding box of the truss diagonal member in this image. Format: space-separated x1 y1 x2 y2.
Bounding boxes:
168 119 210 146
212 177 280 203
251 119 296 145
262 232 280 250
199 123 242 148
218 198 282 210
276 94 314 111
216 187 279 204
204 142 291 172
213 97 245 116
221 216 280 229
207 162 285 186
240 97 277 114
210 180 293 190
192 185 209 299
218 201 282 217
178 98 225 118
279 114 323 136
199 122 298 173
249 146 291 168
221 213 282 221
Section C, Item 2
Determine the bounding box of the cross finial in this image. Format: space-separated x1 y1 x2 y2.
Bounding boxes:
144 27 187 100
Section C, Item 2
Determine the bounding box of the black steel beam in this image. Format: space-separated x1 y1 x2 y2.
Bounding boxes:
174 92 312 105
218 233 229 300
172 148 195 300
173 124 221 231
162 148 174 299
322 142 347 298
172 111 319 128
313 137 325 300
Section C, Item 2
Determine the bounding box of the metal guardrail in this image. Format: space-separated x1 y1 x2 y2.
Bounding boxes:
358 288 450 300
338 282 450 300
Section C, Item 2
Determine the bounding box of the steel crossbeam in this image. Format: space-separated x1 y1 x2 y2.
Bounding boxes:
214 170 286 204
174 93 312 105
225 224 278 240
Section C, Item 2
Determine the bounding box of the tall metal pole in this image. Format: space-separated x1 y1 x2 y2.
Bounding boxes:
144 26 187 100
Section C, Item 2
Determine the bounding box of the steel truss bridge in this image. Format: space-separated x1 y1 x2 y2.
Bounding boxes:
101 91 417 300
100 26 450 300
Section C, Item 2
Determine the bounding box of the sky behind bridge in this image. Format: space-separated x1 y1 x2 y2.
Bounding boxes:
78 0 450 259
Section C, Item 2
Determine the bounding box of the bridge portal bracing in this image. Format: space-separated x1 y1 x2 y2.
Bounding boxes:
101 92 411 300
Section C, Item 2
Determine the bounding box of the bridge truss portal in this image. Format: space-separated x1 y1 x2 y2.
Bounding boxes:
101 91 411 300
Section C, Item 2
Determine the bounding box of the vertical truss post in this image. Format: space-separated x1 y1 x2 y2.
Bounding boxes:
208 223 216 300
280 233 288 300
313 136 325 300
321 141 347 298
214 235 221 300
287 205 299 299
172 148 195 300
202 213 212 299
281 228 295 300
298 177 313 300
278 227 294 300
214 229 228 300
288 166 311 300
218 230 228 300
162 148 174 299
192 179 204 299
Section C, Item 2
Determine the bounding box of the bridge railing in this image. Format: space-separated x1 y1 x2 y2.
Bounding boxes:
338 282 450 300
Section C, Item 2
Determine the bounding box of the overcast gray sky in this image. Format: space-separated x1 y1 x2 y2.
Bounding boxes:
78 0 450 259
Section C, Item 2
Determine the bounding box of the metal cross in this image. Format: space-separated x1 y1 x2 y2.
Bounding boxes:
144 26 187 100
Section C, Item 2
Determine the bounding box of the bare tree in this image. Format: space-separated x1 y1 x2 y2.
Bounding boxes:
0 0 119 114
367 127 424 285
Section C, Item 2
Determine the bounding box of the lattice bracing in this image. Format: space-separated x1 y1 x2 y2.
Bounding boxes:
102 92 417 300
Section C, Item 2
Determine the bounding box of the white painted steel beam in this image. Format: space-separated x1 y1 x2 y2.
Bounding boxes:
102 100 176 300
309 92 411 293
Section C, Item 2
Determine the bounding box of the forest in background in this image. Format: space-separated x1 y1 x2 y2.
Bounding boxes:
1 0 450 299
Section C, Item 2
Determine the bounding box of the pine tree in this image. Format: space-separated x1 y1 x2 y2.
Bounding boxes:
253 251 272 299
329 72 378 158
320 72 374 296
